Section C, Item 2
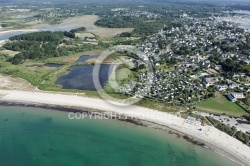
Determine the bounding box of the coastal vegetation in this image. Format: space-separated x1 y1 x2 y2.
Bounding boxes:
95 16 168 37
243 115 250 122
3 31 103 65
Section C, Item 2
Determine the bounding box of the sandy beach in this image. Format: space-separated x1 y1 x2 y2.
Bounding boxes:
0 89 249 165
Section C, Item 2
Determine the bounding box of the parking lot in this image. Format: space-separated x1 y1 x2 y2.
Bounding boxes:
197 112 250 134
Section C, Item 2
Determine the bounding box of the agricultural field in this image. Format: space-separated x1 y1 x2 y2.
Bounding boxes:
75 32 95 39
195 93 248 117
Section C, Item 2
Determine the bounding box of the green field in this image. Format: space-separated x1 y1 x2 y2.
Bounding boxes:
115 68 131 81
105 65 133 91
196 93 248 117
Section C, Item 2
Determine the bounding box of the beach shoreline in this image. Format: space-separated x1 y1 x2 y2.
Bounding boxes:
0 90 249 166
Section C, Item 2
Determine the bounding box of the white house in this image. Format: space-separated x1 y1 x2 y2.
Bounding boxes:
215 65 222 71
203 77 218 87
227 92 245 102
216 85 228 91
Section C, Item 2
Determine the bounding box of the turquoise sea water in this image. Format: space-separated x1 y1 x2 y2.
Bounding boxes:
0 106 240 166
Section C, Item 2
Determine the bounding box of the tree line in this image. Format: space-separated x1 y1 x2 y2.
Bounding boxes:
95 16 171 37
3 29 88 65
